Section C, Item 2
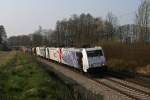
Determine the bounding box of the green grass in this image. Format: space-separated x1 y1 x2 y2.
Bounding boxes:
0 52 79 100
0 51 102 100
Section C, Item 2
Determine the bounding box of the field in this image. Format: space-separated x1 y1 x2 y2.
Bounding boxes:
0 51 101 100
101 43 150 76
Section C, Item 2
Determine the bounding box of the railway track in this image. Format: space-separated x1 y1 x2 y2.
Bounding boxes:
38 57 150 100
87 71 150 100
72 70 150 100
91 77 150 100
106 71 150 89
81 70 150 100
86 71 150 100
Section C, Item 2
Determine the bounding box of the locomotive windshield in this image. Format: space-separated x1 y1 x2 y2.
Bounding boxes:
87 50 103 57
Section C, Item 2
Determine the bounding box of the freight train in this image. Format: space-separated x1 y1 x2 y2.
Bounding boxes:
32 47 107 72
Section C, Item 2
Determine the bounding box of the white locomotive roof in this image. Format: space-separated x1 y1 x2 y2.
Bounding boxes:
84 47 102 51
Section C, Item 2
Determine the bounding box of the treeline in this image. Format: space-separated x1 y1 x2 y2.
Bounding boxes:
8 0 150 47
54 13 118 47
8 27 52 47
8 13 119 47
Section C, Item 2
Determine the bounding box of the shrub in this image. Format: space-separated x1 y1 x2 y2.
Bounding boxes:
100 43 150 76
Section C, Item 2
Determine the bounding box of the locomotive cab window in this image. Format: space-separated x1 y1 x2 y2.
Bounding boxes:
87 50 103 57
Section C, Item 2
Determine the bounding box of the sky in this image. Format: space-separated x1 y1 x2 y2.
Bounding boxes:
0 0 141 37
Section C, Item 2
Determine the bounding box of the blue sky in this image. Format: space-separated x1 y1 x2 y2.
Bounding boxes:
0 0 141 37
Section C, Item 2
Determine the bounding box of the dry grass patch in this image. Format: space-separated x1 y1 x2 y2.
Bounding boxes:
137 65 150 75
0 51 16 66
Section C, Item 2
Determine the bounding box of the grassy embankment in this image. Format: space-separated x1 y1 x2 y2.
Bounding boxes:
0 51 103 100
101 43 150 76
0 51 73 100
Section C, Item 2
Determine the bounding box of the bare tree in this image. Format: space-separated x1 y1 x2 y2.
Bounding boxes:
135 0 150 42
105 12 118 40
106 12 118 28
0 25 8 50
0 25 7 44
